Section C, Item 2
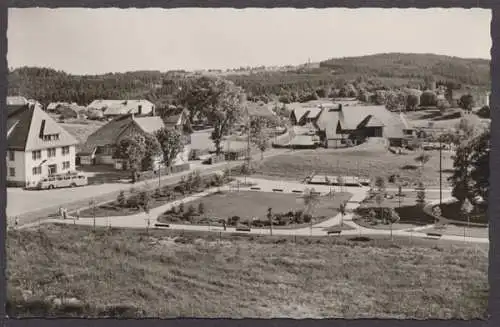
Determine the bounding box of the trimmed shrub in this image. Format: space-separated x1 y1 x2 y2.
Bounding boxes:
116 191 126 207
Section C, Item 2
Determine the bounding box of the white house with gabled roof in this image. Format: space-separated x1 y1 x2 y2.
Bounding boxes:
7 103 79 188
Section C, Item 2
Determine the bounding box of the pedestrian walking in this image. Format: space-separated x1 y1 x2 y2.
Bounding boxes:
76 208 80 220
223 220 227 231
62 208 68 220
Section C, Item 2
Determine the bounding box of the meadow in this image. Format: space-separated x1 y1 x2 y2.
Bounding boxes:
7 224 488 319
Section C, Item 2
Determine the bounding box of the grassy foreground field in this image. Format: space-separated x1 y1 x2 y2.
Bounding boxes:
255 148 454 187
7 224 487 319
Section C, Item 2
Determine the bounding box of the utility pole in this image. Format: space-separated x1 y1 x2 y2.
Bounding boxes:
439 136 443 206
158 160 162 189
246 103 251 184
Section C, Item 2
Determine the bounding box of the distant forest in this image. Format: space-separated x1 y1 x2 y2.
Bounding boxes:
8 53 490 106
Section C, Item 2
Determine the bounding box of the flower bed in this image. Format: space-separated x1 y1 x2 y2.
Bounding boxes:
79 171 233 218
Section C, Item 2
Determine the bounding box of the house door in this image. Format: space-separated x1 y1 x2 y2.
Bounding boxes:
48 164 57 176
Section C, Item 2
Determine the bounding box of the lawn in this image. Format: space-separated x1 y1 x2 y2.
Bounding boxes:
255 148 454 187
7 224 488 319
158 190 352 228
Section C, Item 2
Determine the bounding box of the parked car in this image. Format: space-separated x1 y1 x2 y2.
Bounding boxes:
37 172 88 190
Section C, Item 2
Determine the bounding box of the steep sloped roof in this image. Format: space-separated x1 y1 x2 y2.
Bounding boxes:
89 99 154 116
7 104 79 151
363 115 385 128
79 115 165 155
316 108 343 139
134 117 165 134
161 106 185 125
321 105 408 139
246 101 276 118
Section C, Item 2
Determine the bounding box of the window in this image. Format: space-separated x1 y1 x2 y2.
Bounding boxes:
8 150 14 161
47 148 56 158
43 134 60 141
9 168 15 177
32 150 41 160
62 146 70 155
32 166 42 175
63 161 70 170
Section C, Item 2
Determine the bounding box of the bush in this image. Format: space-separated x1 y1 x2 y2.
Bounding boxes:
178 202 185 214
228 216 240 226
388 174 400 183
126 195 140 209
153 188 162 199
190 171 203 191
303 214 312 223
116 191 126 207
476 105 490 119
198 202 205 215
186 204 196 217
138 190 151 208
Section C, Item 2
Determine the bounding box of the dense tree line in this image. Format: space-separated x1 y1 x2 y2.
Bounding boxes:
8 54 490 110
8 67 165 106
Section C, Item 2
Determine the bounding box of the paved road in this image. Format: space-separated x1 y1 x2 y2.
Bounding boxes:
17 177 487 245
8 149 290 226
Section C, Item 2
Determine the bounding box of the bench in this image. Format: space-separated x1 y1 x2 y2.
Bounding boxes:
272 188 284 192
327 230 341 235
250 187 261 190
235 227 251 232
154 223 170 228
426 232 442 238
292 190 303 193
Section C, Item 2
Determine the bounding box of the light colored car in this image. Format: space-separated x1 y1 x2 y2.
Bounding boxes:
37 172 88 190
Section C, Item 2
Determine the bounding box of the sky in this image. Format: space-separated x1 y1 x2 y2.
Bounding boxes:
7 8 492 75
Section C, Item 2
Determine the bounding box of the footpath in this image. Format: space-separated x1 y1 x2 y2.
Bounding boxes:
15 177 488 245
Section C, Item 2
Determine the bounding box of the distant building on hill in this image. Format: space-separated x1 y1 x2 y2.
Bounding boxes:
7 96 29 106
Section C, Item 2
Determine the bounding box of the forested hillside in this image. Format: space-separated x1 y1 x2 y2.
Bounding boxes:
319 53 490 86
8 53 490 106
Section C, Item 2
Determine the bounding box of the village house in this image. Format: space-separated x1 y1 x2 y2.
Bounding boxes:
7 103 79 188
57 103 88 120
7 96 29 106
87 99 155 118
290 103 415 148
47 102 78 112
77 113 191 171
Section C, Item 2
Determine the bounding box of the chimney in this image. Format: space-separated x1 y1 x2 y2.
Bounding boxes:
138 105 142 116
